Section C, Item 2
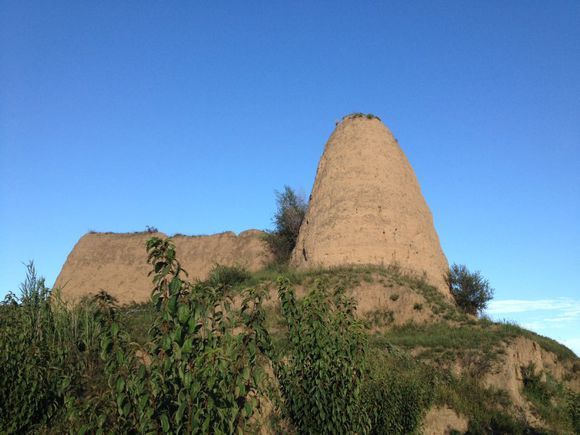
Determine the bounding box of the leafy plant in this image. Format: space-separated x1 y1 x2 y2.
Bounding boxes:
264 186 308 264
99 237 272 433
519 362 576 432
566 390 580 434
274 277 370 434
0 262 112 433
363 352 434 434
447 264 494 316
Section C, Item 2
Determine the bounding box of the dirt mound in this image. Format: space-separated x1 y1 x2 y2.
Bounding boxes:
290 115 450 296
54 230 272 304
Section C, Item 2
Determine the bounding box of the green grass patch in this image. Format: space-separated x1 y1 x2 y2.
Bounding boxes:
375 322 505 352
520 363 578 433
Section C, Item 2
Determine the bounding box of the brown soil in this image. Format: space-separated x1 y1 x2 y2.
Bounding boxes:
259 273 451 328
484 336 580 406
291 115 450 296
422 406 468 435
54 230 272 304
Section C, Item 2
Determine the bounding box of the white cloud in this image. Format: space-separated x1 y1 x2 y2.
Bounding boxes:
561 338 580 356
487 298 580 319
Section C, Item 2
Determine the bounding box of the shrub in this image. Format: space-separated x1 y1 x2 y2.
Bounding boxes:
98 237 272 433
207 264 251 288
264 186 307 264
362 353 434 434
344 113 381 121
521 363 550 402
447 264 494 316
274 277 370 433
566 390 580 434
0 262 112 433
519 362 576 432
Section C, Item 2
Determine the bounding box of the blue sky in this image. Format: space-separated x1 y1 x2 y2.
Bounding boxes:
1 1 578 353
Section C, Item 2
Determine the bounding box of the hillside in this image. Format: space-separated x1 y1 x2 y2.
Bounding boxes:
114 263 580 434
7 113 575 433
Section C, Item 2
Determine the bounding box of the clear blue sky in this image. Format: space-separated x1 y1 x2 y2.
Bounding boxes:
1 1 579 352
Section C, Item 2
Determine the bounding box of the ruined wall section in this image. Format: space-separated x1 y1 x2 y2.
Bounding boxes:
55 230 272 304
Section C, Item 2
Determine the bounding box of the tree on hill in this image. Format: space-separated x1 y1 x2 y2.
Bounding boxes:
447 263 494 316
264 186 308 264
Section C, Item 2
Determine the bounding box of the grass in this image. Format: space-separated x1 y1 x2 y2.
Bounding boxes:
40 263 577 433
221 263 578 429
201 262 576 363
520 363 578 433
489 320 578 362
376 322 504 351
343 112 382 121
367 309 395 327
433 371 528 434
366 347 535 434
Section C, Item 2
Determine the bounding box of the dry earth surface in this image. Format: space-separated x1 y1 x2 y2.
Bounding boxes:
54 230 272 304
423 406 469 435
290 115 450 297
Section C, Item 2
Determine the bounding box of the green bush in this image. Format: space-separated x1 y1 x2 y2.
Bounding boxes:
0 262 112 433
362 352 434 434
264 186 308 264
274 277 370 434
447 264 494 316
98 237 272 433
520 363 576 433
566 390 580 434
521 363 550 402
206 264 251 288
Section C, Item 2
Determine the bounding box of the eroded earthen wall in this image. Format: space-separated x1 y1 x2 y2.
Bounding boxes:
54 230 272 304
290 115 450 295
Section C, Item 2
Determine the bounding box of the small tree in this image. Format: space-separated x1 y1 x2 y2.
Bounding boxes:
264 186 308 264
447 263 494 316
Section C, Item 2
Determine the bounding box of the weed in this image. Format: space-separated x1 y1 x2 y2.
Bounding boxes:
275 277 370 433
97 237 273 433
368 309 395 327
363 350 434 434
520 363 576 432
0 262 112 432
206 263 251 288
344 113 382 121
